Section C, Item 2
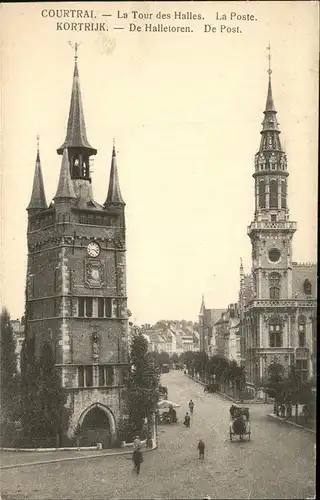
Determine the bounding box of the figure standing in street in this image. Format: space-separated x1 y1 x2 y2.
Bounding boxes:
133 435 141 450
183 412 191 427
132 448 143 475
189 400 195 414
197 439 205 460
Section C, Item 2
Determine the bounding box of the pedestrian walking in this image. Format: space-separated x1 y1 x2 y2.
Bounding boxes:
183 412 191 427
197 439 205 460
189 399 195 414
133 435 141 451
132 448 143 475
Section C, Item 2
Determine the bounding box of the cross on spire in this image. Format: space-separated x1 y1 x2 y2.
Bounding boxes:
267 43 272 75
68 41 82 61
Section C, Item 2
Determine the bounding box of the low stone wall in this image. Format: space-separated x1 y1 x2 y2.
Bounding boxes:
1 418 158 454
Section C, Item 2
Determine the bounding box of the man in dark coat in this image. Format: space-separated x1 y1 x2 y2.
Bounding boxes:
183 412 190 427
132 448 143 474
197 439 205 460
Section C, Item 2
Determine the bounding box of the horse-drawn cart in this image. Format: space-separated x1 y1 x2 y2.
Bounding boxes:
229 405 251 441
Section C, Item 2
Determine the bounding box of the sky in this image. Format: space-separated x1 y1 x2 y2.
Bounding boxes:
1 2 318 326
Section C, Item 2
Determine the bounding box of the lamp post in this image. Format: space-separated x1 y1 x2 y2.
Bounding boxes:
263 354 268 403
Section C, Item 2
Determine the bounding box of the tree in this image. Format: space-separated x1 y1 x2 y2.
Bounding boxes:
21 341 67 446
0 307 20 439
150 351 170 367
124 332 160 434
261 362 286 411
170 353 179 365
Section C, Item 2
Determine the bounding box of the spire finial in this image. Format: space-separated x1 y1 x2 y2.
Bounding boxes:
36 134 40 153
267 43 272 75
68 41 81 61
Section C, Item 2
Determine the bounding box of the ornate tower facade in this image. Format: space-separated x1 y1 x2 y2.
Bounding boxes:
241 64 316 387
26 50 128 445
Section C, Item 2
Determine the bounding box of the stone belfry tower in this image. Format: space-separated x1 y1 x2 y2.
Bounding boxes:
26 46 128 445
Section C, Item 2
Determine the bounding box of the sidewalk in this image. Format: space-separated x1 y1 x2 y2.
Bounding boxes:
0 436 158 470
267 413 316 434
0 444 157 470
186 373 268 405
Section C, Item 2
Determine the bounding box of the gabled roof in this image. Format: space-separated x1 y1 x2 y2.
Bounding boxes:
204 309 226 326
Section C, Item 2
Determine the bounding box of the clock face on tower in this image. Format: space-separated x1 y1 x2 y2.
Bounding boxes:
87 242 100 258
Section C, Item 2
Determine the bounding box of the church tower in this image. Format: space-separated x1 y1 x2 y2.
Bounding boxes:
26 47 128 445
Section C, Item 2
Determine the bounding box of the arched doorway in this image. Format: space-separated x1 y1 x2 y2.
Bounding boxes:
78 403 116 448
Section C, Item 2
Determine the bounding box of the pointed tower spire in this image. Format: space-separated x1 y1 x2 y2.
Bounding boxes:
57 43 96 155
27 135 48 211
54 148 76 200
199 294 205 316
57 43 97 184
250 47 292 225
261 45 280 139
104 139 125 206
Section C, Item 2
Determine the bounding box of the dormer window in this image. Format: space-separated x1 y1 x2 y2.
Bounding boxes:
303 279 312 295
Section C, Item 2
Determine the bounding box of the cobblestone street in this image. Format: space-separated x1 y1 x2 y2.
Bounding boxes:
1 371 315 500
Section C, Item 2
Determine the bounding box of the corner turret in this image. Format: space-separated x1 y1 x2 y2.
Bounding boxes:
27 137 48 212
104 140 125 207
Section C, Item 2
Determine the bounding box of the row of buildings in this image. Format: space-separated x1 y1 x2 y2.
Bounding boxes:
136 322 200 354
198 69 317 389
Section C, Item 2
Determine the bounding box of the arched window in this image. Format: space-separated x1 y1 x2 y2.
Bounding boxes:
269 317 283 347
259 179 266 208
298 315 306 347
281 180 286 209
303 279 312 295
270 179 278 209
269 272 281 299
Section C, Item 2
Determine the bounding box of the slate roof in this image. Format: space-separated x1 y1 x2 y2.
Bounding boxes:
57 60 96 155
104 145 124 205
27 150 48 210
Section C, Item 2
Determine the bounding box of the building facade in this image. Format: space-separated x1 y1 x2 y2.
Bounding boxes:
25 51 128 444
239 70 317 388
214 304 240 363
198 295 226 354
